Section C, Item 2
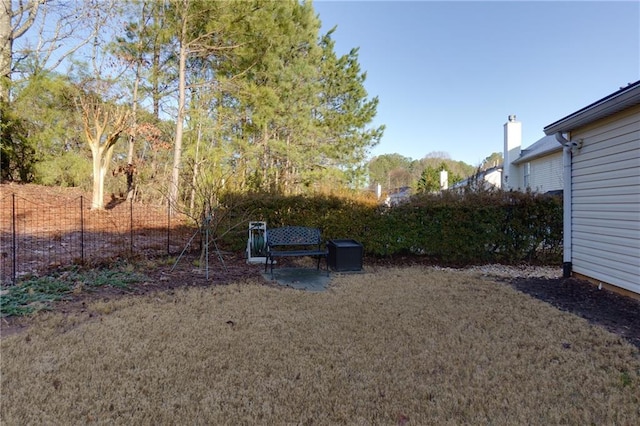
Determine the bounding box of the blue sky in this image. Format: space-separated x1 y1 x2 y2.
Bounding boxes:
314 0 640 166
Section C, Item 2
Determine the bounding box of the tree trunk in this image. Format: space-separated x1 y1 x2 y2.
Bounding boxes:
262 124 269 190
0 0 44 103
0 0 12 104
189 122 202 216
81 97 129 210
90 145 103 209
169 7 188 216
90 141 118 209
125 62 141 201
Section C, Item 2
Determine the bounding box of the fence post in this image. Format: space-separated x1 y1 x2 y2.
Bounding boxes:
167 198 171 255
80 196 84 263
130 198 134 256
11 193 16 284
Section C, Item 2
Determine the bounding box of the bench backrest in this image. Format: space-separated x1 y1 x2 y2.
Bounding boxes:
267 226 322 247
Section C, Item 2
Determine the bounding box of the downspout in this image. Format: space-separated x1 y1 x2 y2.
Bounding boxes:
555 132 572 278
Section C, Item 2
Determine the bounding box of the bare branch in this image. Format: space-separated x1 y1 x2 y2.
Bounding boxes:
11 0 43 39
11 0 122 77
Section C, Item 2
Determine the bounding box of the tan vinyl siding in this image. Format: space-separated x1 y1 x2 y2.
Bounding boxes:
573 217 640 232
570 104 640 294
527 152 563 193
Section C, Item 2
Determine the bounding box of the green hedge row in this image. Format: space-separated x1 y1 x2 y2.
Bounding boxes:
216 190 562 266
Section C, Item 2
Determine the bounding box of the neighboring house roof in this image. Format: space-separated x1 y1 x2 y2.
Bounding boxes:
479 165 502 178
511 134 561 165
385 186 412 206
544 80 640 135
388 186 411 196
451 165 502 188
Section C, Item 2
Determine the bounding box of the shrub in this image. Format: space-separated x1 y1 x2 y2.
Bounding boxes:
215 189 562 266
34 151 92 189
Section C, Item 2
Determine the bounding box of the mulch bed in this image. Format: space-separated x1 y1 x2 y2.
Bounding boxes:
509 276 640 349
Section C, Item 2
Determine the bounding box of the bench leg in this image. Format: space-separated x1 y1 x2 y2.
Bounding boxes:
265 256 274 280
323 255 329 276
269 256 276 280
316 255 329 277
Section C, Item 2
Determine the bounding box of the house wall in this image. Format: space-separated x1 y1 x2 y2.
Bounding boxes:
527 152 563 193
484 169 502 189
570 104 640 295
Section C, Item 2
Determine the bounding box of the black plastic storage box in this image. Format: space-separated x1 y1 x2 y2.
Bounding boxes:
327 239 363 272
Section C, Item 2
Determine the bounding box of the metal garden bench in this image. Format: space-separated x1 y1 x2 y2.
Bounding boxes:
264 226 328 279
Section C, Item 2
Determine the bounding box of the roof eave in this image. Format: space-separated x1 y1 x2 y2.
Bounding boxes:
543 81 640 136
512 146 562 165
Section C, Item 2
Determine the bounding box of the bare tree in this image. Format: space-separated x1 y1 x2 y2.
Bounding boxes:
0 0 42 103
1 0 115 103
69 0 132 210
78 92 131 210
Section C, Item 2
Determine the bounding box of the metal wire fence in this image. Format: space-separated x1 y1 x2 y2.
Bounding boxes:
0 192 194 285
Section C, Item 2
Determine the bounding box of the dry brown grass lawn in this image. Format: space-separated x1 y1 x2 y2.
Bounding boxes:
2 267 639 425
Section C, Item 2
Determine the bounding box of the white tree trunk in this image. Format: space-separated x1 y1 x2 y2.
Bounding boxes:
0 0 46 103
81 98 129 210
91 146 104 209
90 141 118 210
126 63 140 201
0 0 12 103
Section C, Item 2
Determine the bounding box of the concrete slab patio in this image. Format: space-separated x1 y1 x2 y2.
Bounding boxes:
262 268 331 292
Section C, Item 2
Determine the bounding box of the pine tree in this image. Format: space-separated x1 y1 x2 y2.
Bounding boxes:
314 29 384 188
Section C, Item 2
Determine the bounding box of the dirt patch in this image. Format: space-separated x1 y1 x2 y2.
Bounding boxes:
0 251 267 337
1 183 190 284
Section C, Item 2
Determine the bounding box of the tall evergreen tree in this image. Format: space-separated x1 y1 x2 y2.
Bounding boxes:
224 0 324 192
165 0 255 211
416 161 462 193
314 29 384 187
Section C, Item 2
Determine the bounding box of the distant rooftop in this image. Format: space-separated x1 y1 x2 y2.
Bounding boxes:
512 135 562 165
